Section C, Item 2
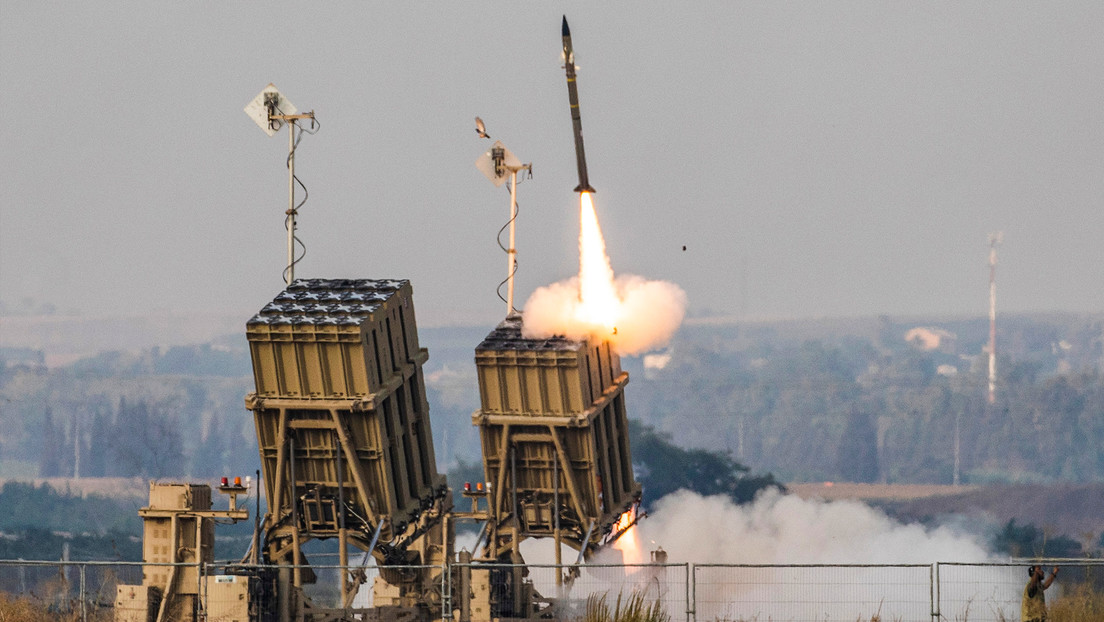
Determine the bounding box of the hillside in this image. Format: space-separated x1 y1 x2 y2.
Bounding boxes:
632 312 1104 484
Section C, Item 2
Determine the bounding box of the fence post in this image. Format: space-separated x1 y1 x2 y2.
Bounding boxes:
931 562 940 622
441 562 449 622
80 563 87 622
200 561 206 620
687 563 695 622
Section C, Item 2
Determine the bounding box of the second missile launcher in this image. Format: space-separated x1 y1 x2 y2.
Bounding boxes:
472 314 640 561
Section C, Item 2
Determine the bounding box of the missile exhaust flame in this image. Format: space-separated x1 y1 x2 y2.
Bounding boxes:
611 505 645 567
576 192 618 329
522 194 687 356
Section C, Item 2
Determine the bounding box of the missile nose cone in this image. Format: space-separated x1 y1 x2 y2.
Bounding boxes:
562 15 570 37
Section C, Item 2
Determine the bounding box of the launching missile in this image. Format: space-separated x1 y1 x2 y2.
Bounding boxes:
562 15 596 194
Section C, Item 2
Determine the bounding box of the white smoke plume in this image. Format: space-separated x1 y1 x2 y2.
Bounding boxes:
632 490 1019 620
637 488 990 564
521 192 687 356
522 275 687 356
519 488 990 569
514 489 1014 621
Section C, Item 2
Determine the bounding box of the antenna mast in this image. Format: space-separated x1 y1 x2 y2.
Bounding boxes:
476 134 532 316
245 84 317 285
987 232 1003 404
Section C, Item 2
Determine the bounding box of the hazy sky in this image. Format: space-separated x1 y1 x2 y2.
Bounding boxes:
2 3 1102 328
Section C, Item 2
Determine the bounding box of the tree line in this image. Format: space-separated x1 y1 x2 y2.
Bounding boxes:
631 315 1104 484
1 343 259 481
37 396 257 480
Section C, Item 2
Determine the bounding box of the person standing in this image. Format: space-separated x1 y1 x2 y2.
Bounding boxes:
1022 564 1059 622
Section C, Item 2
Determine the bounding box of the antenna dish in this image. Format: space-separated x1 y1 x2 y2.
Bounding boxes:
244 84 298 137
475 141 522 188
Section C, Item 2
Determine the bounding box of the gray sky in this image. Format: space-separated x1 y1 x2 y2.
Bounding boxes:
2 3 1102 328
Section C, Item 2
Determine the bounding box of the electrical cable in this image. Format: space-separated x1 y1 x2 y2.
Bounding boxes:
495 176 525 314
279 116 320 284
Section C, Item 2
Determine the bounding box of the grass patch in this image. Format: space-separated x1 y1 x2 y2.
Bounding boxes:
585 590 670 622
1048 580 1104 621
0 592 112 622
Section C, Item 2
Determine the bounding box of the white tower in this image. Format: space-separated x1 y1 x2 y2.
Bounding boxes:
987 232 1003 404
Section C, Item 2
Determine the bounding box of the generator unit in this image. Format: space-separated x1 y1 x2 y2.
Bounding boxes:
114 482 248 622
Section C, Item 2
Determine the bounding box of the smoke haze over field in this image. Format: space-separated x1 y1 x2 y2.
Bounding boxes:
632 491 1017 620
520 489 990 570
523 490 1007 621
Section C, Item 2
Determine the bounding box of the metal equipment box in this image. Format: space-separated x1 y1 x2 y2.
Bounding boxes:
472 315 640 555
114 585 161 622
204 575 251 622
147 482 211 512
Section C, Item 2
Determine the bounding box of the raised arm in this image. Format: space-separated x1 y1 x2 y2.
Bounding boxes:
1042 566 1059 590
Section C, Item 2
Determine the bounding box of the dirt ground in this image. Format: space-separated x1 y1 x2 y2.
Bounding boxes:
787 482 978 501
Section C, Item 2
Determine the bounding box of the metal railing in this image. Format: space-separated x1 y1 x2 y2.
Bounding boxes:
1 558 1100 621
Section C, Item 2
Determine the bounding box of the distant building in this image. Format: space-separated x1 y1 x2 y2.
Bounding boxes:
904 327 957 353
642 351 672 380
936 364 958 377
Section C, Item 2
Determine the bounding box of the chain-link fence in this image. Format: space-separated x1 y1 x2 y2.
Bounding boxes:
449 562 691 622
694 563 933 622
935 560 1104 622
2 558 1101 621
0 560 146 621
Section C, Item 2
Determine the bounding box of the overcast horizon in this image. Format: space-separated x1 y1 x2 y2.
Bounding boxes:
3 3 1102 332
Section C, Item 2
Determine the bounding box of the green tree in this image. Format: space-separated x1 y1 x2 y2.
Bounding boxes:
38 407 62 477
112 398 184 477
836 409 879 483
629 420 782 506
191 415 227 476
992 518 1082 558
85 405 110 477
